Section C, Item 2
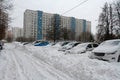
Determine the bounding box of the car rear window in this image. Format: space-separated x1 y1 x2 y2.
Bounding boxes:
87 44 92 48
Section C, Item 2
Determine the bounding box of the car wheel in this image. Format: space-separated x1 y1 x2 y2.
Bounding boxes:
117 55 120 62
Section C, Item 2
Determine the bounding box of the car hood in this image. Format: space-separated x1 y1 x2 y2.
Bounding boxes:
63 45 72 49
69 48 86 54
93 45 118 53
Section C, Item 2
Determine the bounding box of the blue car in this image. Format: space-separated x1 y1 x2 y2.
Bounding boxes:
34 41 49 46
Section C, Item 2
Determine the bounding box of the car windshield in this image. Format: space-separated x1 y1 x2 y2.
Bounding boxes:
100 40 120 46
63 42 72 47
61 42 69 46
65 42 78 47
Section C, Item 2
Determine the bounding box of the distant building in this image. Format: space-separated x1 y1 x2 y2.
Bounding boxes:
24 9 91 41
12 27 23 40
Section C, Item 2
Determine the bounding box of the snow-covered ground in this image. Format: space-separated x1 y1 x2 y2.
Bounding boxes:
0 42 120 80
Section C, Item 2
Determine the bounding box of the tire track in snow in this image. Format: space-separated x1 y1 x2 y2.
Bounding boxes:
5 43 47 80
0 50 8 80
3 43 73 80
13 48 73 80
13 49 60 80
11 50 29 80
0 50 21 80
12 50 47 80
22 50 73 80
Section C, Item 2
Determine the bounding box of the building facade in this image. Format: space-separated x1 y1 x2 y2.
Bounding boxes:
24 9 91 41
42 12 54 40
24 10 38 39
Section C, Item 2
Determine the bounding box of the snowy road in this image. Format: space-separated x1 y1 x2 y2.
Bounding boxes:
0 42 120 80
0 43 73 80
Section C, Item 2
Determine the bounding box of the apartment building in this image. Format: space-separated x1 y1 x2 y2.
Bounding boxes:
24 9 91 41
24 10 38 39
61 16 71 29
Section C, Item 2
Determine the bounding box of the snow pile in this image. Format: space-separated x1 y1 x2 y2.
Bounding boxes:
24 44 120 80
0 43 120 80
1 43 74 80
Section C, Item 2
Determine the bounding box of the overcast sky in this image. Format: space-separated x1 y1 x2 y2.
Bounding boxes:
10 0 114 34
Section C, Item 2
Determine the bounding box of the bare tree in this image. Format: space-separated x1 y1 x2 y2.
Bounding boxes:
96 3 116 42
79 32 94 42
112 1 120 38
60 27 74 40
115 1 120 27
0 0 13 40
46 14 61 42
16 37 35 42
60 27 68 40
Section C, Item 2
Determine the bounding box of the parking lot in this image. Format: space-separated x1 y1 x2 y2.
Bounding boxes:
0 41 120 80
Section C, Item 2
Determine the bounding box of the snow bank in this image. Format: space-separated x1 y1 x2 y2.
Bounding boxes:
23 44 120 80
2 43 119 80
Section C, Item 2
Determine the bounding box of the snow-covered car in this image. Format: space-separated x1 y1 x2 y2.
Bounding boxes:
32 40 43 45
22 42 29 45
90 39 120 62
65 43 98 54
49 42 62 48
61 41 70 46
47 41 70 49
58 42 80 52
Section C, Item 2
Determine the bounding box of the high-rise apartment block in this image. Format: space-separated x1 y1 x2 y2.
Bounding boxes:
24 10 38 39
24 9 91 40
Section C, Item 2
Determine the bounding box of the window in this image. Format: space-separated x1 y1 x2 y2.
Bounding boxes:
87 44 92 48
73 43 79 47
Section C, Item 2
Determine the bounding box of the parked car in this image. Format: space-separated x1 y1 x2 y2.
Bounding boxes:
34 41 49 46
65 43 98 54
61 41 70 46
47 41 70 50
50 42 57 46
0 41 4 50
58 42 80 52
23 42 29 45
32 40 43 45
90 39 120 62
0 45 2 50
